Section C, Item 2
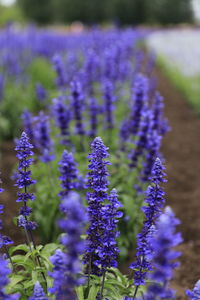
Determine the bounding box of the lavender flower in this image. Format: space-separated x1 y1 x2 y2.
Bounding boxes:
130 158 166 288
58 150 78 199
21 110 35 144
15 132 36 219
129 110 151 168
84 137 111 275
35 83 47 102
146 207 182 300
97 189 123 270
152 91 169 135
52 97 71 145
52 54 67 88
130 74 148 136
186 280 200 300
89 97 99 138
49 192 87 299
0 255 19 299
102 79 116 129
29 281 48 300
70 79 85 136
33 111 54 163
0 174 13 248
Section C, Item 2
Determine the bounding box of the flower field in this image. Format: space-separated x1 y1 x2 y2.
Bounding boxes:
0 26 200 299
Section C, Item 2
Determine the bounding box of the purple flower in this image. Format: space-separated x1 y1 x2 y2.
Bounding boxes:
88 97 99 138
129 109 152 168
0 255 19 299
70 79 85 136
33 111 54 163
21 110 35 145
102 79 116 129
0 175 13 248
58 150 78 200
84 137 111 275
49 192 87 300
130 158 166 287
15 132 37 230
146 207 182 300
35 83 47 102
29 281 48 300
130 74 149 136
152 91 170 135
97 189 123 270
51 97 71 145
52 54 67 88
186 280 200 300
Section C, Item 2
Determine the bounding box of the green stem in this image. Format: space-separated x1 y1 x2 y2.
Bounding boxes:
100 270 106 300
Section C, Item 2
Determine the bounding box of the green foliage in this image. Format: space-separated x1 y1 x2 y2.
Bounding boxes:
7 243 59 298
157 55 200 114
16 0 194 25
0 57 55 141
0 4 25 27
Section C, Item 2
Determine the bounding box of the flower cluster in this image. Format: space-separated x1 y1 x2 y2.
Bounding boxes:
146 206 182 299
49 192 87 299
52 97 71 145
70 79 85 136
15 132 37 230
29 281 48 300
130 158 166 287
33 112 54 163
84 137 111 275
58 150 78 199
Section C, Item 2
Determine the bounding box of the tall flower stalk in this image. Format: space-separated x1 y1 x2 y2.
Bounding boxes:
84 137 111 277
130 158 166 298
145 207 182 300
49 192 87 300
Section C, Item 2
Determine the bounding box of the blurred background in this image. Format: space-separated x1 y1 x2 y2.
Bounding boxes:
0 0 199 27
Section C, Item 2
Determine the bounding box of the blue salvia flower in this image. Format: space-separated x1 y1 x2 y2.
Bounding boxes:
102 79 116 129
29 281 48 300
130 74 148 136
58 150 78 200
33 111 54 163
89 97 99 138
52 97 71 145
84 137 111 275
15 132 37 229
152 91 170 135
186 280 200 300
141 127 162 183
21 110 35 144
130 158 166 287
119 119 131 148
49 192 87 300
0 255 19 299
145 206 182 300
35 83 47 102
97 189 123 270
70 79 85 136
52 54 67 88
0 174 13 248
129 109 151 168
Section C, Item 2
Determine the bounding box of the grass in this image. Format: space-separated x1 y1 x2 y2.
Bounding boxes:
157 55 200 114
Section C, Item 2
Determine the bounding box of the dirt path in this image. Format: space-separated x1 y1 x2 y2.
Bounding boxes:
155 68 200 299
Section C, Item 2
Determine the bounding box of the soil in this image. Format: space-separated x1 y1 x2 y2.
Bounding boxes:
155 67 200 299
0 67 200 299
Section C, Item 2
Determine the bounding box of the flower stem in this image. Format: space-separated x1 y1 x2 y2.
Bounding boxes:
100 270 106 300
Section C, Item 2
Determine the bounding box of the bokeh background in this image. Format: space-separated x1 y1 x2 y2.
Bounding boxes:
0 0 199 26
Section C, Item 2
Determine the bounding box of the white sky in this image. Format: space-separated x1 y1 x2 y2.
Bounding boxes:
1 0 200 21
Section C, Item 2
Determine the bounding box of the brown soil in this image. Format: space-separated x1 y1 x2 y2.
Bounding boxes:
0 68 200 299
156 68 200 299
